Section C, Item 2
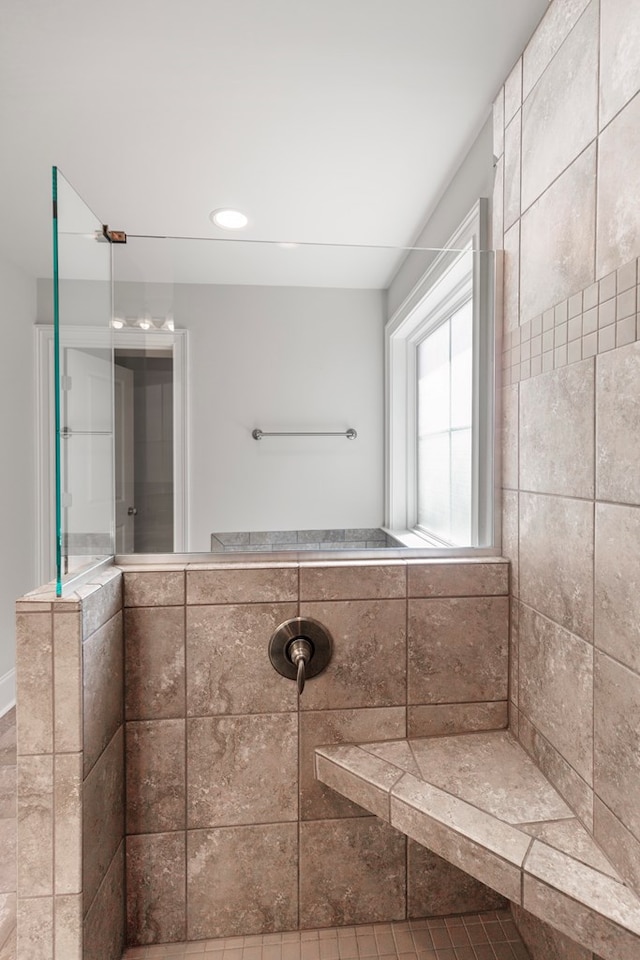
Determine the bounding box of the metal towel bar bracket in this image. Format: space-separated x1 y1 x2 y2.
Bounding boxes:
252 428 357 440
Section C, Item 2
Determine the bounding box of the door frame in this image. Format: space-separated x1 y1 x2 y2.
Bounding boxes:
35 325 189 583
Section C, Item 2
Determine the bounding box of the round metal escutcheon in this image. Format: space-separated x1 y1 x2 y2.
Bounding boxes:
269 616 333 681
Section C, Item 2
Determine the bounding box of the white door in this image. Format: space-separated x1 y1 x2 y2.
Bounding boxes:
62 346 114 551
114 364 135 552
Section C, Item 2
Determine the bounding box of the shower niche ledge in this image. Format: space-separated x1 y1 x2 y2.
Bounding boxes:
315 730 640 960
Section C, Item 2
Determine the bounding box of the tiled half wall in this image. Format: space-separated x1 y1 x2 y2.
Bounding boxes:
15 557 510 958
494 0 640 956
15 567 125 960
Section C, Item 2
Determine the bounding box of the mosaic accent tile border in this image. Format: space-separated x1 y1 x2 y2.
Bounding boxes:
503 256 639 385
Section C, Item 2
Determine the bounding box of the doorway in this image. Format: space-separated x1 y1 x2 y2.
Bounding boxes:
36 325 189 583
114 349 174 553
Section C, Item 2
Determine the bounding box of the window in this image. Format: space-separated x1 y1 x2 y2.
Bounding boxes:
417 297 473 544
385 199 497 550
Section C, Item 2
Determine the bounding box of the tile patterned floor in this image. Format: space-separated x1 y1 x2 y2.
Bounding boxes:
0 710 530 960
0 708 16 960
122 913 530 960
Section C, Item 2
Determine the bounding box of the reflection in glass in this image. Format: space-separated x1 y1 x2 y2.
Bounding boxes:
46 213 495 568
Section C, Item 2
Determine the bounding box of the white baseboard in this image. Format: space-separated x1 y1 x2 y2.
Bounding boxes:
0 669 16 718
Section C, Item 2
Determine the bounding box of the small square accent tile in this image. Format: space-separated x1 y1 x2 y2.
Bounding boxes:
542 351 554 373
616 315 636 347
554 323 567 347
567 339 582 364
583 283 599 311
554 344 567 367
583 331 598 358
617 288 636 320
542 309 555 331
599 271 617 302
583 307 598 336
598 325 616 353
598 298 616 328
567 316 582 342
567 293 582 319
617 259 637 293
553 301 568 325
542 329 554 353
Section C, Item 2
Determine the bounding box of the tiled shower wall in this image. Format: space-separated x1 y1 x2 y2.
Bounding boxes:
493 0 640 955
15 558 509 959
122 559 509 945
15 567 124 960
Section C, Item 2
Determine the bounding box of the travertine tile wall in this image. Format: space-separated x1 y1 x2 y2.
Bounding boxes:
121 558 509 945
493 0 640 956
15 567 125 960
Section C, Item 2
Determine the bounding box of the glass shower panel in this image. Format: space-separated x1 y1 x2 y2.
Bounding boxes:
52 167 114 594
111 238 498 554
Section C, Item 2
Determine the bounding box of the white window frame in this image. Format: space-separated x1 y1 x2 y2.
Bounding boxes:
384 198 501 552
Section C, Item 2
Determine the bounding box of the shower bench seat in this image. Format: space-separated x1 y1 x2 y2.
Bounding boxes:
314 730 640 960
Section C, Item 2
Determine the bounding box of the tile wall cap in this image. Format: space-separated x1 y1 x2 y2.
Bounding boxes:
112 557 510 575
405 558 509 567
86 566 121 586
186 561 299 571
17 583 59 603
298 560 407 570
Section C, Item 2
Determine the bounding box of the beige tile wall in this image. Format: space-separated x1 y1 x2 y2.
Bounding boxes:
122 558 510 946
15 567 125 960
15 558 510 955
494 0 640 956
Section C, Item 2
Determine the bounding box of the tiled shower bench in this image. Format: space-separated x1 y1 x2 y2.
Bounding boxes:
314 731 640 960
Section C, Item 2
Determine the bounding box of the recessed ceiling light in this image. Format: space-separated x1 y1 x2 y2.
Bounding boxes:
209 208 249 230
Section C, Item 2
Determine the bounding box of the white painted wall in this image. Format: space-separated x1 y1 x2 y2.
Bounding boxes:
0 254 37 714
387 117 495 319
114 282 385 551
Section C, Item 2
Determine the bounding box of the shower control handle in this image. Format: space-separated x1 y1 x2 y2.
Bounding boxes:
269 617 333 695
287 637 314 695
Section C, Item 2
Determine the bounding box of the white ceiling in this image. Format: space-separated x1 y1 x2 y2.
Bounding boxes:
0 0 547 286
